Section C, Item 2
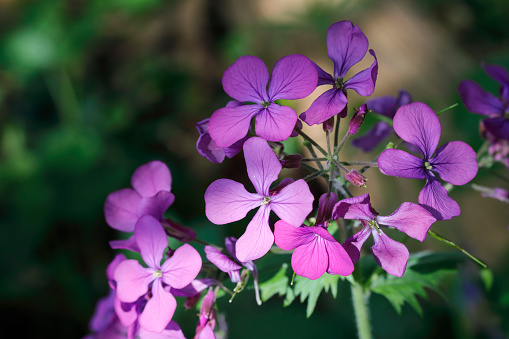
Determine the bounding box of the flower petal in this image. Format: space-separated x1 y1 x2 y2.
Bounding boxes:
255 104 297 142
170 278 216 298
393 102 441 158
204 246 242 277
300 88 348 126
351 121 392 152
327 20 369 79
371 229 409 277
268 54 318 101
396 90 413 108
139 280 177 333
313 61 334 86
138 321 186 339
483 116 509 141
222 55 269 103
209 105 260 148
366 95 397 118
161 244 202 289
244 137 282 195
235 205 273 262
204 178 262 225
114 260 153 303
137 191 175 221
104 188 142 232
344 49 378 97
482 63 509 87
342 226 371 264
378 149 426 179
419 174 460 220
109 235 140 253
131 161 172 197
135 215 168 269
270 179 314 226
377 202 435 241
196 129 226 163
458 80 504 116
273 220 315 251
312 226 354 276
332 193 374 221
430 141 478 185
316 192 338 227
291 236 328 280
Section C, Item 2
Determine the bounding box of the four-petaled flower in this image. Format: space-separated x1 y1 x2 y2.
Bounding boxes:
205 137 314 262
378 102 478 220
332 193 436 277
300 20 378 126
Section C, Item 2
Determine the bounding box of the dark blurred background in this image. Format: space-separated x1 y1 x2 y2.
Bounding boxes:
0 0 508 338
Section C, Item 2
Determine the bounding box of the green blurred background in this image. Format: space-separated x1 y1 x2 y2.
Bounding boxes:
0 0 508 337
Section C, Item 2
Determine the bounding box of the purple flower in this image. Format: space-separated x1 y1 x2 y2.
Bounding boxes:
204 137 314 262
459 63 509 140
209 54 318 148
332 193 436 277
114 215 202 333
352 90 412 152
300 20 378 126
138 321 187 339
348 104 369 135
378 102 478 220
274 220 354 280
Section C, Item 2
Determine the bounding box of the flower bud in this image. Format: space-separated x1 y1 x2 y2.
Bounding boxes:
348 104 369 135
345 170 367 187
322 117 334 132
280 154 302 169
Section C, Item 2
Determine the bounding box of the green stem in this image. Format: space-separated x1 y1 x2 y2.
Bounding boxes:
302 157 328 162
428 230 487 268
436 103 458 115
351 282 373 339
303 169 327 182
341 161 379 167
298 130 328 156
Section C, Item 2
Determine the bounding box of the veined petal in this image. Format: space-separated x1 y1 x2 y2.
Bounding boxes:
131 161 172 197
135 215 168 269
313 61 334 86
255 104 297 142
300 88 348 126
104 188 142 232
351 121 392 152
431 141 478 185
244 137 282 196
138 321 186 339
209 105 260 148
377 202 435 241
137 191 175 221
344 49 378 96
274 220 315 251
268 54 318 101
371 229 409 277
235 205 273 262
419 174 460 220
342 226 371 264
291 236 328 280
161 244 202 289
170 278 216 298
311 226 354 276
205 246 242 274
114 260 153 303
196 132 226 164
458 80 504 116
222 55 269 103
204 179 262 225
139 280 177 333
366 95 397 118
332 193 374 221
378 149 426 179
270 179 314 226
327 20 369 79
483 117 509 141
393 102 441 158
110 235 140 253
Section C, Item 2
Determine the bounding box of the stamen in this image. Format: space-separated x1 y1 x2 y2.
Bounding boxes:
153 270 163 278
424 161 433 170
261 196 271 205
261 101 270 108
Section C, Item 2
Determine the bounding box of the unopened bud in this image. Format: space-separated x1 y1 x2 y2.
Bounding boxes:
280 154 302 169
345 170 367 188
348 104 369 135
322 117 334 132
290 120 303 137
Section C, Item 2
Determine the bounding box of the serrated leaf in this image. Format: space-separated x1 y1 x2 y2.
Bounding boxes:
259 263 290 302
292 273 340 318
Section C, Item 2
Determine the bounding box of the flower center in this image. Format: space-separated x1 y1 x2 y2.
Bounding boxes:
261 101 270 108
368 219 382 235
261 196 271 205
334 77 344 90
424 161 433 170
153 270 162 278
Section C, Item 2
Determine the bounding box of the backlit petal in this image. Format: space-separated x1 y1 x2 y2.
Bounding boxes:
371 230 409 277
332 193 374 221
139 280 177 333
255 104 297 142
419 174 460 220
222 55 269 103
274 220 315 251
377 202 435 241
104 188 141 232
300 88 348 126
244 137 282 196
209 105 260 148
161 244 202 289
131 161 172 197
270 179 314 226
135 215 168 269
235 205 273 262
292 236 328 280
344 49 378 96
114 260 153 303
431 141 478 185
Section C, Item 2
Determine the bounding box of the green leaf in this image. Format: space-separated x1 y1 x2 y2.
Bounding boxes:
292 273 340 318
259 263 290 302
370 251 465 315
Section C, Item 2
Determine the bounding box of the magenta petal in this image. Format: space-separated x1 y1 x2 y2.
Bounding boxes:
104 188 142 232
244 137 281 195
196 130 226 163
342 226 371 264
483 116 509 140
114 297 137 327
458 80 504 116
107 253 127 284
137 191 175 221
161 244 202 289
371 230 409 277
197 325 215 339
419 174 460 220
378 149 426 179
311 226 354 276
138 321 186 339
204 246 242 275
131 161 172 198
344 49 378 96
393 102 441 158
300 88 348 126
135 215 168 269
170 278 216 298
114 260 153 303
270 179 314 226
327 20 369 78
109 236 140 254
377 202 435 241
209 105 260 148
255 104 297 142
292 236 328 280
235 205 273 262
268 54 318 101
222 55 269 103
204 178 262 224
332 193 373 221
274 220 315 251
431 141 478 185
139 280 177 333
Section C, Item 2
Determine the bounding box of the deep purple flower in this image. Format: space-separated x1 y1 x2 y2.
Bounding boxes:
205 137 314 262
351 90 412 152
459 63 509 140
114 215 202 333
332 193 436 277
348 104 369 135
315 193 338 228
209 55 318 148
300 20 378 126
378 102 478 220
